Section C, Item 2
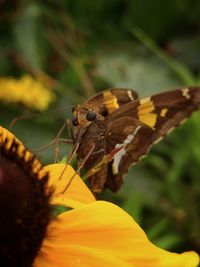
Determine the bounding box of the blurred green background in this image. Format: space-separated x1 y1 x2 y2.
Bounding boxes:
1 0 200 255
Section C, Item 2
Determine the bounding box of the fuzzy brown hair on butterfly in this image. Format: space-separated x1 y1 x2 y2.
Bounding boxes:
71 87 200 193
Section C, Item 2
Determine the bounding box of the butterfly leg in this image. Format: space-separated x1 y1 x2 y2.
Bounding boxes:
30 136 73 154
30 121 73 162
58 121 89 181
54 121 74 162
62 143 96 193
66 118 75 141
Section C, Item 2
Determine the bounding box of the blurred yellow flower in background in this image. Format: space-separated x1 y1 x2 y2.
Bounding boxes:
0 75 55 111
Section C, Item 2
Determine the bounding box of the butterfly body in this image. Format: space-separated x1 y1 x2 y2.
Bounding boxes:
72 87 200 192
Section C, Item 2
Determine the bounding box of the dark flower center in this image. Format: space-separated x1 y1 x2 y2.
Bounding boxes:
0 138 53 267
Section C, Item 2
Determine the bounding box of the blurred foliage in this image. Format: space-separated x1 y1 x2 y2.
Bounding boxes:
0 0 200 255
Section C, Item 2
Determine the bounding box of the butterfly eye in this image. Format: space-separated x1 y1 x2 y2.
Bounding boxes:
86 111 96 121
72 116 78 126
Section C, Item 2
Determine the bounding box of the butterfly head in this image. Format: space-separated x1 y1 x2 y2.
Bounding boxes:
72 105 102 127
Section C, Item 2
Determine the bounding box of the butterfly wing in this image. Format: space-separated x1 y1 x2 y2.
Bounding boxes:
85 88 138 116
105 117 154 191
105 86 200 191
107 87 200 134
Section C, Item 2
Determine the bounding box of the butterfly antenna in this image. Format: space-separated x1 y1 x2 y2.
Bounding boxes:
9 106 74 130
9 113 43 129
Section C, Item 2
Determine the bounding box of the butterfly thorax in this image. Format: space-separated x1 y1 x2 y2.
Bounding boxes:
72 104 107 169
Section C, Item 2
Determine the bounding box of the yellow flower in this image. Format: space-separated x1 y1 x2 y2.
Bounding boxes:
0 75 55 111
0 126 199 267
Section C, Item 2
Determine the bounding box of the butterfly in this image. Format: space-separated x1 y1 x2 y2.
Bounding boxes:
71 87 200 193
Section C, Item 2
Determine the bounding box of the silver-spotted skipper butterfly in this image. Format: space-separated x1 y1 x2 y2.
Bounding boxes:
71 87 200 193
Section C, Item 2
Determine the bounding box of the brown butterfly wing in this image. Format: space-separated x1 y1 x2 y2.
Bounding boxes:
105 118 154 191
104 86 200 192
85 88 138 116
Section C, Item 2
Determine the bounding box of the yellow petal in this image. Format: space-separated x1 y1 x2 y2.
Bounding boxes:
35 245 134 267
44 164 96 205
0 126 42 173
51 197 86 209
35 201 199 267
0 126 95 206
